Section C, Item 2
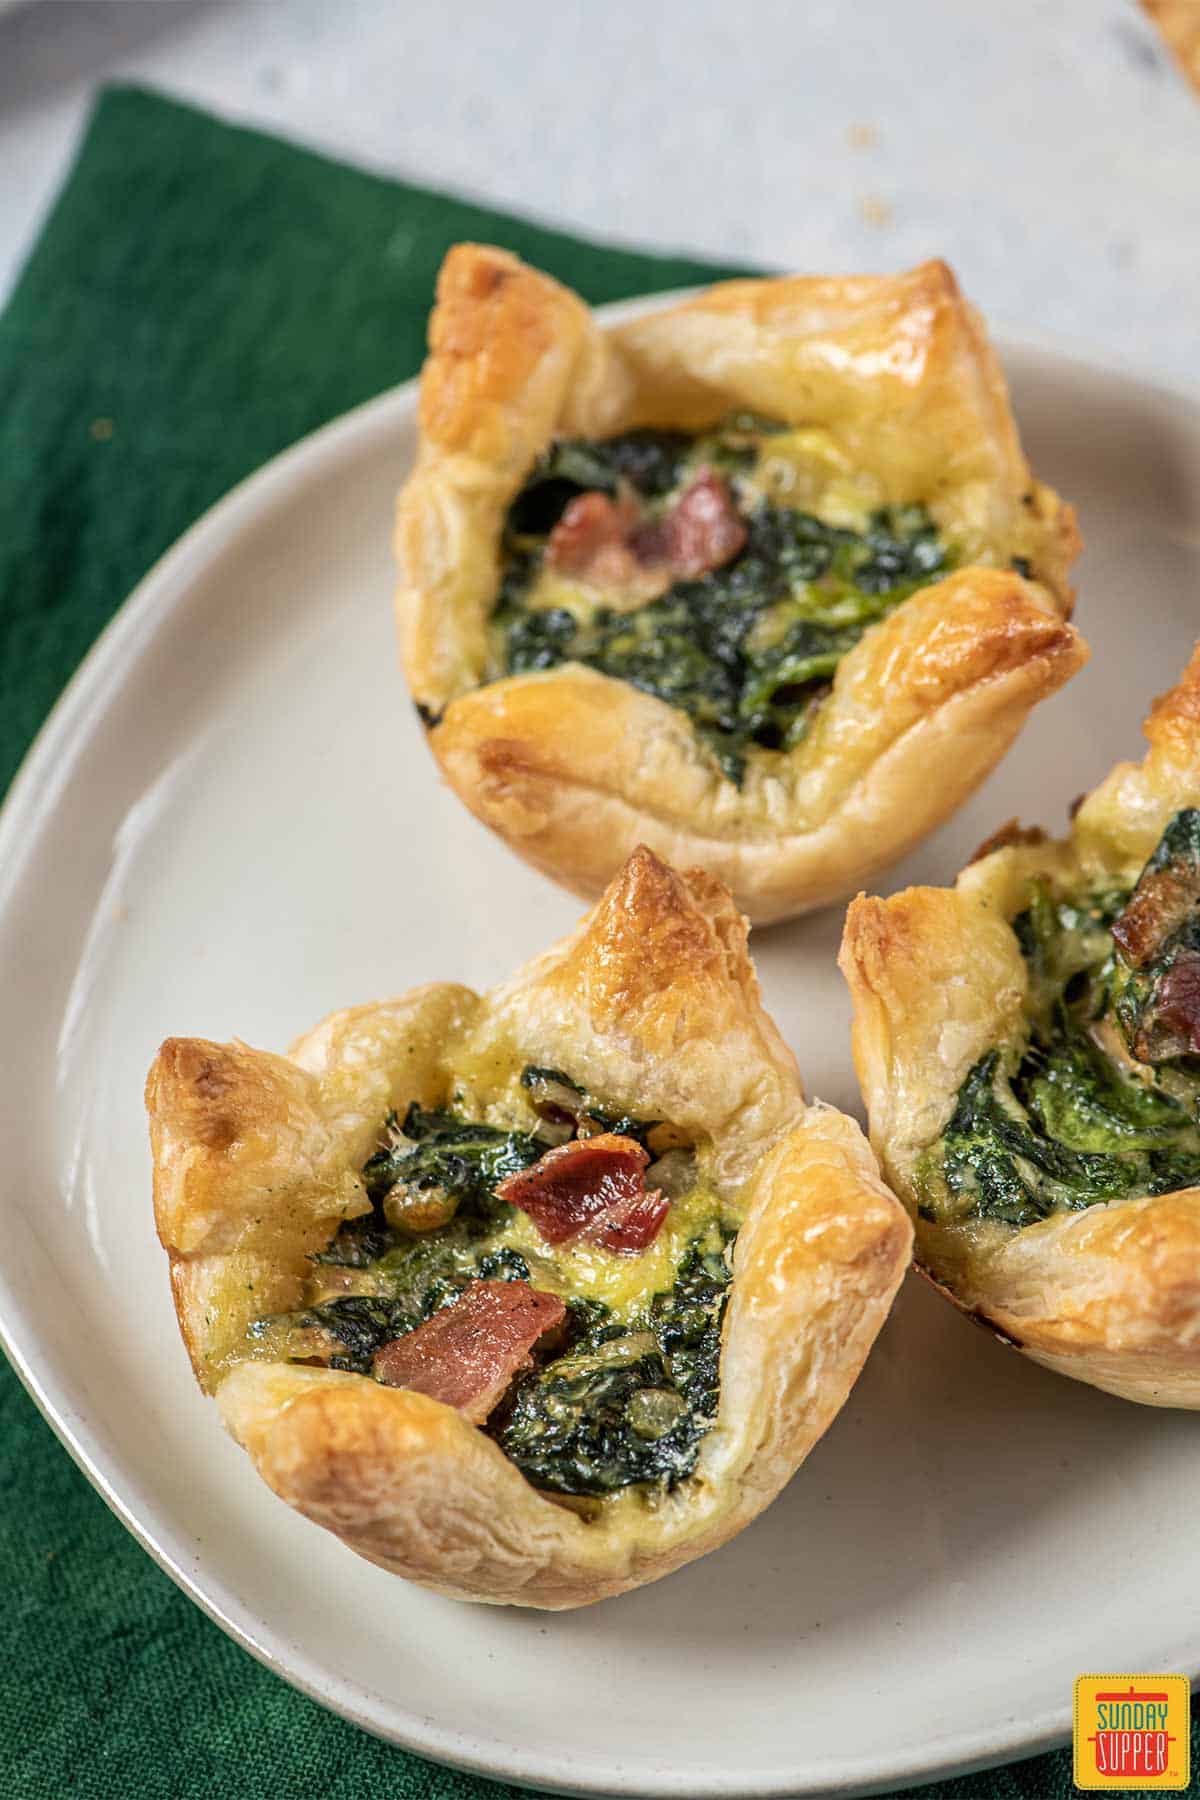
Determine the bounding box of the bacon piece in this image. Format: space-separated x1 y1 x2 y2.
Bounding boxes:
545 491 641 585
1155 952 1200 1053
495 1132 668 1255
544 469 745 592
372 1279 566 1423
585 1185 671 1255
631 468 747 577
1131 949 1200 1062
1112 862 1200 967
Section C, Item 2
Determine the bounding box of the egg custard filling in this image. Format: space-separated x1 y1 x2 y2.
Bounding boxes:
245 1065 737 1499
491 418 958 783
917 810 1200 1229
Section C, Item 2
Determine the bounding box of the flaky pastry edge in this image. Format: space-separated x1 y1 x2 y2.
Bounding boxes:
395 245 1086 924
840 646 1200 1406
148 849 911 1605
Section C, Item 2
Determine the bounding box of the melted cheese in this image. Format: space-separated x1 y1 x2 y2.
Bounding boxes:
739 427 883 529
446 1034 530 1125
391 1042 732 1325
517 568 602 621
494 1178 729 1323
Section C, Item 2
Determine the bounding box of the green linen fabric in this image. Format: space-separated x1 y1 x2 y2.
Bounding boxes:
0 85 1191 1800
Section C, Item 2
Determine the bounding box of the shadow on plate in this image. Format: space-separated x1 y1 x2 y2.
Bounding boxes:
487 1274 1178 1658
0 0 226 119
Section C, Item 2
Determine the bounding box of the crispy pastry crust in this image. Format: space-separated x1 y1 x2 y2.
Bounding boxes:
1141 0 1200 93
395 245 1086 924
148 850 911 1606
839 647 1200 1407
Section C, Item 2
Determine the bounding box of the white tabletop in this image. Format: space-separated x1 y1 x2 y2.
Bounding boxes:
0 0 1197 384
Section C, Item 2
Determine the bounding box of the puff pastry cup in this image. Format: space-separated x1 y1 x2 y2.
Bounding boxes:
395 244 1086 925
840 647 1200 1407
1141 0 1200 93
147 848 910 1608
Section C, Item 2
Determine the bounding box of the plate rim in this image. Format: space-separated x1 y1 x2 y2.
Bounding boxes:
2 305 1199 1799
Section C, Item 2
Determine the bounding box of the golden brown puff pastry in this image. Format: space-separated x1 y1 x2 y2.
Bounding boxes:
394 245 1086 926
1141 0 1200 93
840 646 1200 1407
147 849 910 1608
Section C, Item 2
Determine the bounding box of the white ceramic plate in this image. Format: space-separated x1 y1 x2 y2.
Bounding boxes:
2 308 1199 1799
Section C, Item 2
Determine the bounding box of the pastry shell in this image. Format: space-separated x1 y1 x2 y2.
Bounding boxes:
839 647 1200 1407
147 849 911 1607
395 245 1086 925
1141 0 1200 93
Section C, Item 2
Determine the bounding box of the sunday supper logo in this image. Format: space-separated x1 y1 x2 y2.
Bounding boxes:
1073 1675 1190 1790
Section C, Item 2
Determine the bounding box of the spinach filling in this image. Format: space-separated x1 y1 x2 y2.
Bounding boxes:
248 1072 736 1498
495 1220 734 1496
492 423 953 784
919 810 1200 1229
1111 808 1200 1062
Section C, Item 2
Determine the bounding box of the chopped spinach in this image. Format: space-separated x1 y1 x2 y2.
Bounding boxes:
501 600 577 674
921 821 1200 1228
519 1065 584 1096
272 1102 549 1366
518 1064 657 1147
509 432 694 532
649 1226 733 1428
493 423 951 785
271 1241 535 1373
360 1103 543 1217
313 1210 397 1269
1011 882 1123 1026
926 1045 1199 1228
494 1221 735 1495
249 1073 736 1499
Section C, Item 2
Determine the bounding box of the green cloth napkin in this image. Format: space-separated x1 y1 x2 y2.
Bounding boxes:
0 85 1191 1800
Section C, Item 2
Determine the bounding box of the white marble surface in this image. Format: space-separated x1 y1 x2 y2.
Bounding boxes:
0 0 1197 380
